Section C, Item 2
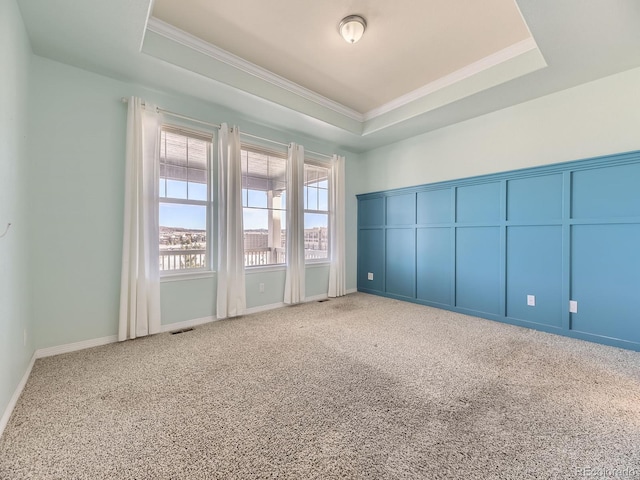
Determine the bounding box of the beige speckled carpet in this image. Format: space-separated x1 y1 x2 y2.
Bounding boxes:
1 293 640 479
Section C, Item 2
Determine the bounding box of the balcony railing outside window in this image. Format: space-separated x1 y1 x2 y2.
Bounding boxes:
159 139 332 274
159 127 212 274
160 246 325 271
241 146 287 267
160 249 207 271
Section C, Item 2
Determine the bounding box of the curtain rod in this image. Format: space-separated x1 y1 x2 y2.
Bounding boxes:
240 132 331 160
121 97 333 160
121 97 221 130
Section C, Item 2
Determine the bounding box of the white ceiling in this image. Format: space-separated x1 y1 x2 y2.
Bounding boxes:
152 0 533 114
15 0 640 153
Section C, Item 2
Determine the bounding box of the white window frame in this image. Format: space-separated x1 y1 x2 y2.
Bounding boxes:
241 144 288 269
159 125 214 278
303 159 331 265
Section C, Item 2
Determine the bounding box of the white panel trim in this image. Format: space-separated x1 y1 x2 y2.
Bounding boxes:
160 316 218 333
0 352 36 439
362 38 539 121
146 17 365 122
35 335 119 359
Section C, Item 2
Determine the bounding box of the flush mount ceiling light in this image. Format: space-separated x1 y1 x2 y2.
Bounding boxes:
339 15 367 44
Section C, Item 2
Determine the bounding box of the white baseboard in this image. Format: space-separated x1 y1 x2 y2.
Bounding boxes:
245 301 286 315
346 288 357 294
0 289 358 439
161 315 218 333
0 351 36 439
31 297 336 359
35 316 224 356
32 292 357 358
244 293 331 315
35 335 119 359
305 293 330 302
33 317 221 360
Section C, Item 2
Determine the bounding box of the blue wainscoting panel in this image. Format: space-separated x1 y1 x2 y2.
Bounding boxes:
456 227 501 314
386 228 416 298
572 163 640 219
417 189 452 224
456 182 501 223
357 229 384 291
416 227 452 305
386 193 415 226
506 226 562 327
507 174 563 222
357 150 640 351
358 197 385 227
570 224 640 343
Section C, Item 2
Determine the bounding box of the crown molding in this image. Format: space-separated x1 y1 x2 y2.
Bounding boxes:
146 18 539 127
146 17 365 122
139 0 157 52
362 37 540 121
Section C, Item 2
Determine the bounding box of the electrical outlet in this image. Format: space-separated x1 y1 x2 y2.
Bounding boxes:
259 283 265 293
527 295 535 307
569 300 578 313
367 272 374 281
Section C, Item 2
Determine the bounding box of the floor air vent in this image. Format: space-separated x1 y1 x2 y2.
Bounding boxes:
171 328 194 335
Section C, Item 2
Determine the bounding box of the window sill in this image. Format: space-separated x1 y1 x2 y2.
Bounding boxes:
245 265 286 274
305 261 330 268
160 263 330 280
160 271 216 283
244 262 330 274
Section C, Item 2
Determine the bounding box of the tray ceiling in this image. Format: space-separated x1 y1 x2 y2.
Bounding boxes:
15 0 640 151
151 0 536 116
144 0 546 133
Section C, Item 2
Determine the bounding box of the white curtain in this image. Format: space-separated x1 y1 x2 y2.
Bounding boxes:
217 124 246 319
328 154 347 297
284 143 305 304
118 97 162 341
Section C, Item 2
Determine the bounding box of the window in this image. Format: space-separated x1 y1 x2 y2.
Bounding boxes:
241 146 287 267
159 127 212 273
304 162 330 261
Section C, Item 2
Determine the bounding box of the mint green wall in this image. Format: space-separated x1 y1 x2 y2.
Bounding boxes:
0 0 33 422
345 157 359 292
20 16 640 357
28 55 356 346
160 266 333 325
357 67 640 194
246 270 286 309
160 277 216 324
305 266 332 299
28 57 128 349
